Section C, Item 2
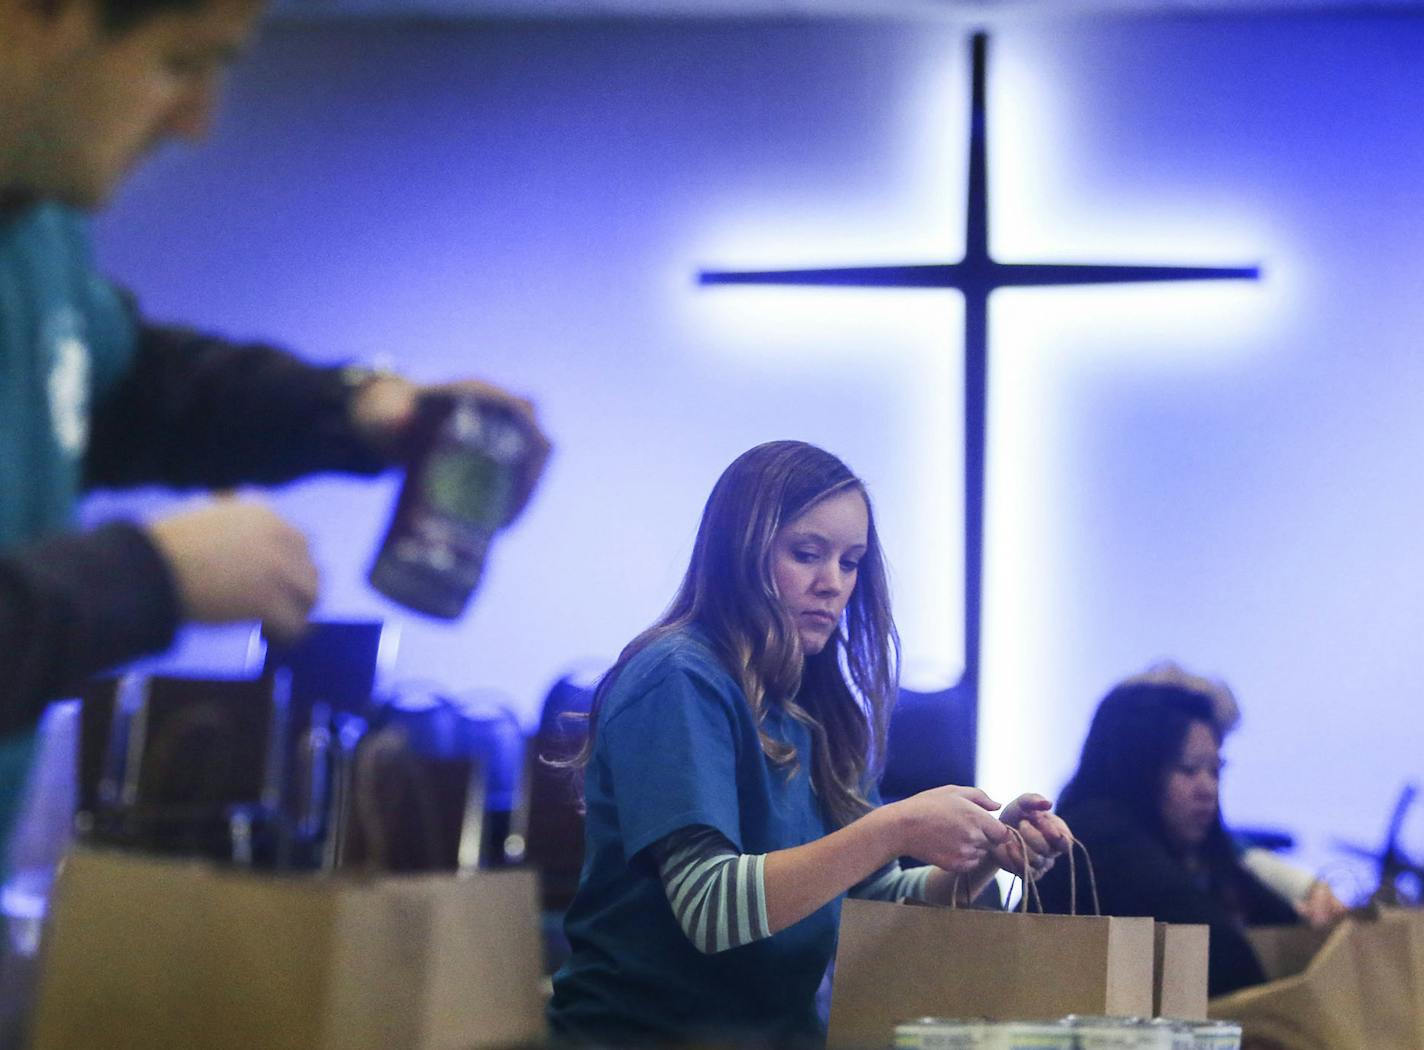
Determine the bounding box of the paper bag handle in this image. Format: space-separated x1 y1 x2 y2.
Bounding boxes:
1066 835 1102 916
951 826 1043 913
1002 825 1044 914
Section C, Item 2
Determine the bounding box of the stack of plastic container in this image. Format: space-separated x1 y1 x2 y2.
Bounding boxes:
893 1015 1243 1049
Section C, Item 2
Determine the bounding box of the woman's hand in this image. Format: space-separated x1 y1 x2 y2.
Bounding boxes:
1297 879 1350 929
886 786 1012 873
990 793 1073 879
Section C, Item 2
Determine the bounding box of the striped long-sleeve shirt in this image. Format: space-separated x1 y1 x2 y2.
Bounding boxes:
652 823 933 954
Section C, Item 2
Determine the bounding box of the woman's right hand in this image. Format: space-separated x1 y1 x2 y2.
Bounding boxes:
885 785 1011 873
1297 879 1350 929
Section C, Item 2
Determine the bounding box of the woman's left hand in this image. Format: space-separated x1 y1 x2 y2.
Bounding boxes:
990 793 1073 879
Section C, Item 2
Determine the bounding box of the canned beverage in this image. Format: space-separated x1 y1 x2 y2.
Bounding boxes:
984 1020 1075 1049
1063 1015 1165 1048
369 392 530 619
895 1019 1074 1050
1143 1018 1195 1050
894 1017 986 1050
1191 1021 1242 1050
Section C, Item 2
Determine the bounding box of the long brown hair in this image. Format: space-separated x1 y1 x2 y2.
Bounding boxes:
575 441 899 829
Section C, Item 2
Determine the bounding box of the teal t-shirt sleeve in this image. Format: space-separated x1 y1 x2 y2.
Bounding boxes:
599 667 745 865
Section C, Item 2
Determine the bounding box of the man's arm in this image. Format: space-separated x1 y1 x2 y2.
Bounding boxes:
0 499 323 730
84 322 388 491
0 525 180 735
85 320 550 523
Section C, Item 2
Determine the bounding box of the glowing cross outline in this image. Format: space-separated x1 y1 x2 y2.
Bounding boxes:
698 32 1259 773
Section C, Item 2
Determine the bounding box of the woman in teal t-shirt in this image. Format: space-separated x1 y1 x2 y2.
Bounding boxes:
548 441 1072 1047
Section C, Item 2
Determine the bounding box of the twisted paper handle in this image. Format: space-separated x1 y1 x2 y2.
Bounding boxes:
1002 825 1044 914
948 824 1043 912
1065 833 1101 916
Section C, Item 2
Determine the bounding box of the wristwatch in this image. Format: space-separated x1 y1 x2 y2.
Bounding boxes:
337 363 403 397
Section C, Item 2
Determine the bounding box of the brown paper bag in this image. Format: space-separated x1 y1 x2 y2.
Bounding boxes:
827 898 1155 1048
29 847 544 1050
1209 912 1424 1050
1246 923 1332 982
1376 907 1424 1042
1154 922 1209 1020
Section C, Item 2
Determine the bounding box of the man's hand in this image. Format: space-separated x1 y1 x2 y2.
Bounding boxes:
145 500 319 642
349 374 551 525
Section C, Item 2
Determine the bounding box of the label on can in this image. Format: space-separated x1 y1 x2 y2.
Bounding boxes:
894 1018 985 1050
1192 1021 1243 1050
1145 1017 1196 1050
983 1020 1075 1049
1064 1015 1165 1049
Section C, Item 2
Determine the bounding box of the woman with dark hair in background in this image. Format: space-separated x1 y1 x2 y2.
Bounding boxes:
1036 676 1301 996
547 440 1071 1047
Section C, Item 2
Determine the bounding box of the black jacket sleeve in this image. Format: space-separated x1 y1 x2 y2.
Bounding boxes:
0 319 393 729
84 321 390 490
1036 798 1297 997
0 523 180 736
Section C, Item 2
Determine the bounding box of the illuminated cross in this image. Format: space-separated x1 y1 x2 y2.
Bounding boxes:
699 33 1259 772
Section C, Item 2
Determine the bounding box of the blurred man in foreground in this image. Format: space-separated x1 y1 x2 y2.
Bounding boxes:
0 0 549 849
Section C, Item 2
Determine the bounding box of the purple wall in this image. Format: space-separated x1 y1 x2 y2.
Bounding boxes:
87 13 1424 890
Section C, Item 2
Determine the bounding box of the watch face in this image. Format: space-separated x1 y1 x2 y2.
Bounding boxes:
342 364 399 387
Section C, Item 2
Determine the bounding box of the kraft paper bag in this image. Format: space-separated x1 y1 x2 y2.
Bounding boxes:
1376 907 1424 1041
827 898 1155 1048
1209 911 1424 1050
1246 923 1332 983
1154 921 1209 1021
29 847 544 1050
